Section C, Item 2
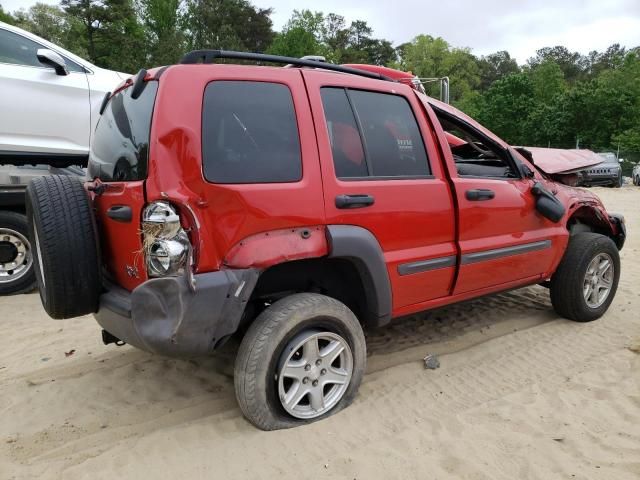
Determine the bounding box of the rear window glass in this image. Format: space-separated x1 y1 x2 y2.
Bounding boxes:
88 81 158 182
202 81 302 184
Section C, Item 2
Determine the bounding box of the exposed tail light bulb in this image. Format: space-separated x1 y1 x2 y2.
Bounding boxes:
142 201 191 278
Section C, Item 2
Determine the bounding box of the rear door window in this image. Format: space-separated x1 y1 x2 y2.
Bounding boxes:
88 81 158 181
320 87 430 179
202 81 302 184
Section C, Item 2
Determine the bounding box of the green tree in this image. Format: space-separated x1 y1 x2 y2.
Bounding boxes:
138 0 185 65
268 26 325 58
527 46 586 83
586 44 627 77
12 3 68 45
477 51 519 90
268 10 329 59
399 35 480 104
60 0 105 63
183 0 274 52
474 73 536 144
61 0 145 71
528 60 566 104
270 10 394 65
0 3 15 23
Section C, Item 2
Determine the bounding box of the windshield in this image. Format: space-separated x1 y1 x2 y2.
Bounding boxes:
598 152 618 164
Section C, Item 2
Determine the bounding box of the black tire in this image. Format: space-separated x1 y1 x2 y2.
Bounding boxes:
26 175 101 319
234 293 366 430
550 233 620 322
615 172 622 188
0 211 37 295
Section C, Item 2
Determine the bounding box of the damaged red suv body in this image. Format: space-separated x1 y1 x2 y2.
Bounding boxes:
27 51 626 430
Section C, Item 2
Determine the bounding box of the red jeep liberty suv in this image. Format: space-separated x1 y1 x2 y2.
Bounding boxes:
27 51 626 430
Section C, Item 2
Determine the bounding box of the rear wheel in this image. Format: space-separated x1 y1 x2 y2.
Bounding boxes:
0 211 36 295
550 233 620 322
234 293 366 430
26 175 101 319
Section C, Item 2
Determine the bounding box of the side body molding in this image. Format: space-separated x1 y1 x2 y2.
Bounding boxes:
326 225 393 327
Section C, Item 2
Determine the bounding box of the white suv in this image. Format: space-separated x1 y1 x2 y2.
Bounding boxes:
0 21 128 295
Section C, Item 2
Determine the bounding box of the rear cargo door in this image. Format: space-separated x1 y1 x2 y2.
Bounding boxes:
87 80 158 290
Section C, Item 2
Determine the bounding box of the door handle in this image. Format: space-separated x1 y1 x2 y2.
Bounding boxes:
335 194 375 209
466 189 495 201
106 205 132 222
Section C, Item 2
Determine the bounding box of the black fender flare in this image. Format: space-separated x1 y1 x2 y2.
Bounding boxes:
326 225 392 327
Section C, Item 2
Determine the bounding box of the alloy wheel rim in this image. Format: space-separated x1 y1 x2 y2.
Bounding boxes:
0 228 33 284
583 253 614 308
277 330 353 419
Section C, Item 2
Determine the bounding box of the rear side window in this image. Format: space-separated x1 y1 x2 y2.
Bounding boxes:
88 82 158 181
321 88 430 179
202 81 302 183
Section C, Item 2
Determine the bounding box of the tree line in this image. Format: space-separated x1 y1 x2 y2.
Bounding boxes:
2 1 639 168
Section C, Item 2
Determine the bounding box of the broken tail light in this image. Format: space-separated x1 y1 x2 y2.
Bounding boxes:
142 201 191 278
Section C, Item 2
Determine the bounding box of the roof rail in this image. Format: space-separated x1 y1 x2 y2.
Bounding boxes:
179 50 395 82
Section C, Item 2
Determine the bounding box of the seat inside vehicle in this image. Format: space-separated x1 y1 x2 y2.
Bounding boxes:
437 117 515 178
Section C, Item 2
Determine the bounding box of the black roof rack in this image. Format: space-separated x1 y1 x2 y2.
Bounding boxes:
179 50 395 82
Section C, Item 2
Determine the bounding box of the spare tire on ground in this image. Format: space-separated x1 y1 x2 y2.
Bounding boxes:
26 175 101 319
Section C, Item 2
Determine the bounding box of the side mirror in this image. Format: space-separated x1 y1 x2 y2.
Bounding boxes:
531 182 565 223
36 49 69 76
619 158 624 163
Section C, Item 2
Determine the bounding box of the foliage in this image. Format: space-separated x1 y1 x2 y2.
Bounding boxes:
0 3 15 23
269 10 395 65
182 0 274 53
12 3 68 45
3 1 640 160
398 35 480 103
477 51 520 90
137 0 185 66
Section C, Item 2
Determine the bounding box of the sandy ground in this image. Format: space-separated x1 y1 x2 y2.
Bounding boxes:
1 186 639 480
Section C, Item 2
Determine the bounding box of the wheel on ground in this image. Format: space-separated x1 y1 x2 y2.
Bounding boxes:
550 232 620 322
0 211 36 295
615 172 622 188
234 293 366 430
26 175 101 319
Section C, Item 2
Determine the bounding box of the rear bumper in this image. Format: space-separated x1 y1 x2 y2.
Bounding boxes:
94 269 259 357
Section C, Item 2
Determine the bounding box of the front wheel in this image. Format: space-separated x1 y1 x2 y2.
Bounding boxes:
550 233 620 322
615 172 623 188
234 293 366 430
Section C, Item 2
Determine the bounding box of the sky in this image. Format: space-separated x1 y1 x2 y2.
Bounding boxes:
3 0 640 63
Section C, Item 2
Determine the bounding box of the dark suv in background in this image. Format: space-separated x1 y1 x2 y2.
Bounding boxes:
579 152 623 187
